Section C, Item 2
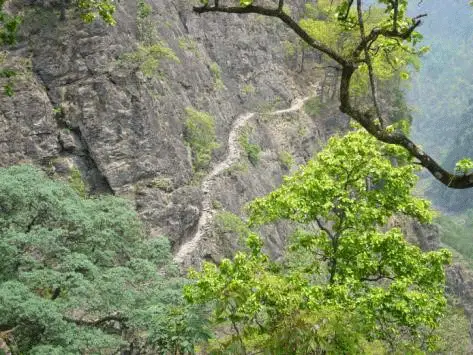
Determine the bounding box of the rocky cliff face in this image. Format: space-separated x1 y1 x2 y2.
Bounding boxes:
0 0 345 262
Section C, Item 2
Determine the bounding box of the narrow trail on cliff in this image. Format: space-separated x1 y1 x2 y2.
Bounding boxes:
174 94 312 265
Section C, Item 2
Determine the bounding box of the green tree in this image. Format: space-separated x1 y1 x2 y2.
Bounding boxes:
193 0 473 189
0 165 210 354
185 129 451 353
0 0 21 95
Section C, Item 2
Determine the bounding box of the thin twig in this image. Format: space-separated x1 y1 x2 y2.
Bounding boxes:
357 0 384 128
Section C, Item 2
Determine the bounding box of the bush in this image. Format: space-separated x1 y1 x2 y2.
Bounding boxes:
120 43 179 78
304 96 322 117
178 37 199 57
68 166 86 197
241 83 255 95
209 62 224 90
184 107 220 172
214 211 249 239
278 150 294 170
238 128 261 166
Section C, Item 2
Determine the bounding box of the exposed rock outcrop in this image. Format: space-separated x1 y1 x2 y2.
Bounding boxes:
0 0 338 259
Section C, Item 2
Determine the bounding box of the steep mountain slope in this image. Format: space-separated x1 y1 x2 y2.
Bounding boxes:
0 0 343 262
2 0 473 341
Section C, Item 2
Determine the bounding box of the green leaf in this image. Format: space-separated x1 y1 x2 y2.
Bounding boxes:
455 158 473 175
3 82 13 96
240 0 253 7
400 71 409 80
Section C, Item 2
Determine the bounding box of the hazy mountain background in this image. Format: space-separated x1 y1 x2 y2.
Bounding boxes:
408 0 473 213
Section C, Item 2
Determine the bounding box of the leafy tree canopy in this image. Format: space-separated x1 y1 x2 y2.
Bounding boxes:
76 0 116 25
186 129 451 354
0 165 210 354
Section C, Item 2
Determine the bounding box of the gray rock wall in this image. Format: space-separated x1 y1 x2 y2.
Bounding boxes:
0 0 341 260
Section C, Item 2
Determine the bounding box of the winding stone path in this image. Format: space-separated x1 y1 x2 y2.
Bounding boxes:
174 95 312 265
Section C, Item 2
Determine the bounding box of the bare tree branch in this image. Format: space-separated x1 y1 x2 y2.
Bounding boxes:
64 313 127 326
315 217 334 240
356 0 384 128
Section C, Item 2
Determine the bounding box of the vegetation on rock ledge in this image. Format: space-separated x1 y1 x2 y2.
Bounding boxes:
185 107 220 174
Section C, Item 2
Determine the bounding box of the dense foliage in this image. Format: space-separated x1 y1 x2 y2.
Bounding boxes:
186 129 451 353
0 0 21 95
301 0 424 97
0 0 116 42
0 0 21 46
0 165 210 354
